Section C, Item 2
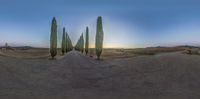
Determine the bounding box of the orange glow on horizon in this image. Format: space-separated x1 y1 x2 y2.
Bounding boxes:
42 43 143 49
88 43 141 49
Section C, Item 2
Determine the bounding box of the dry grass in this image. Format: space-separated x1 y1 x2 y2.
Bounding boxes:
182 48 200 55
128 47 185 55
0 47 198 60
0 48 67 59
87 47 186 60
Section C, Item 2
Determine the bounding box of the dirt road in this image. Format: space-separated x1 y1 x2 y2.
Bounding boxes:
0 51 114 99
0 51 200 99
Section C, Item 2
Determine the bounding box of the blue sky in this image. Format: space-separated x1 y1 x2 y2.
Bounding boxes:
0 0 200 48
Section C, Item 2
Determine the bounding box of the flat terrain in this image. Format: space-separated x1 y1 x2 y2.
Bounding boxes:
0 48 200 99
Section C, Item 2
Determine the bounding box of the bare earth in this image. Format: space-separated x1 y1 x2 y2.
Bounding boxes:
0 50 200 99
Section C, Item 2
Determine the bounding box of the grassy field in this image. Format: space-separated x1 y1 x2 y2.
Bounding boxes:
0 46 199 59
88 46 198 59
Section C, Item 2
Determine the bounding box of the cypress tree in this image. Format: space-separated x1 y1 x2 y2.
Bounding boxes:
81 33 84 53
61 27 66 55
76 36 79 51
67 34 71 52
75 34 84 52
50 17 57 59
95 16 104 60
69 38 73 51
66 32 69 53
75 38 78 51
79 36 81 51
85 27 89 55
66 32 73 52
75 35 81 52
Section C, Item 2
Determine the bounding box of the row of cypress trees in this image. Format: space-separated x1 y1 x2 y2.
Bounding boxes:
50 17 73 59
74 33 84 53
61 27 73 55
75 16 104 59
50 16 104 59
74 27 89 55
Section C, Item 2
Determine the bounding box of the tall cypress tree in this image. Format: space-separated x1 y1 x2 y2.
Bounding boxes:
69 38 73 51
95 16 104 60
50 17 57 59
67 34 73 51
61 27 66 55
85 27 89 55
75 36 81 51
67 34 71 52
66 32 69 53
81 33 84 53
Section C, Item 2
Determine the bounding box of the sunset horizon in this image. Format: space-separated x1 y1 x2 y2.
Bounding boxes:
0 0 200 48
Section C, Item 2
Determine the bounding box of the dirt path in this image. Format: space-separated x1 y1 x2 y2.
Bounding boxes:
0 51 200 99
0 51 116 99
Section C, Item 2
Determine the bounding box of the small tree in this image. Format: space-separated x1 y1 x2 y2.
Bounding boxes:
50 17 57 59
61 27 66 55
95 16 104 60
85 27 89 55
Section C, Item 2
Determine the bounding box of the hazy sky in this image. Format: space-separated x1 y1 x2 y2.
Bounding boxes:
0 0 200 48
